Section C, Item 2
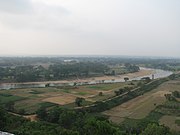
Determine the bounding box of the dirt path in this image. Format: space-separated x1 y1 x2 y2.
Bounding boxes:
9 112 38 122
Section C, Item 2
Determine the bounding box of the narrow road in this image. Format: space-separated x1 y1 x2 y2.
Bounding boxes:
8 112 38 122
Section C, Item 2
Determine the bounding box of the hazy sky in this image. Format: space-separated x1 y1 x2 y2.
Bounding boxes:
0 0 179 57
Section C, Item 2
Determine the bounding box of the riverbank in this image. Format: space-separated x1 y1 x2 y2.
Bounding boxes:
1 68 154 85
0 68 172 90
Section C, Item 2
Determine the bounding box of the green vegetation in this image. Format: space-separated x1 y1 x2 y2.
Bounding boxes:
29 90 45 94
0 94 25 104
0 57 151 83
0 62 109 82
1 57 180 134
175 119 180 126
75 97 85 107
87 82 130 91
82 77 169 113
0 94 179 135
106 63 140 75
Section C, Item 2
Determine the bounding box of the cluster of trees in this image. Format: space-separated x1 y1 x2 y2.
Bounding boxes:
141 77 152 83
75 97 85 107
172 91 180 98
124 63 140 73
0 104 176 135
0 62 109 82
81 77 169 113
49 62 108 79
114 87 132 96
0 66 43 82
1 57 157 83
164 90 180 101
35 106 176 135
0 62 142 83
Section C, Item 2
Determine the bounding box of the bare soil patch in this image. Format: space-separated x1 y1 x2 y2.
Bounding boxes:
43 94 77 105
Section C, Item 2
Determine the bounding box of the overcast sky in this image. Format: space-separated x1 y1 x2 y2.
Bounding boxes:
0 0 179 57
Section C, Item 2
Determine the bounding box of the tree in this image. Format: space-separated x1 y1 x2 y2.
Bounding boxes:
141 77 151 83
45 83 50 87
58 110 77 129
114 90 120 96
140 123 170 135
172 91 180 98
75 97 85 107
73 82 77 86
164 94 175 101
37 106 47 120
99 92 103 96
47 108 63 123
84 118 122 135
5 101 15 111
169 74 176 80
111 70 116 76
124 77 129 82
0 106 7 130
18 109 25 115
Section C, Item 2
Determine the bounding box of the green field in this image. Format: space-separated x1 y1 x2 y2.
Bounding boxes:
0 94 26 104
86 82 131 91
0 82 133 114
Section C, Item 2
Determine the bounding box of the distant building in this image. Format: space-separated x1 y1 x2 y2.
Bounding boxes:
63 59 79 63
0 131 14 135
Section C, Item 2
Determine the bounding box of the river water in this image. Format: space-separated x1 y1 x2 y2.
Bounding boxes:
0 68 173 90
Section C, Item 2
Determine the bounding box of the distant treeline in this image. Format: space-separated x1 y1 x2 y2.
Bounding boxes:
0 62 140 83
1 56 180 68
0 56 179 82
0 62 108 82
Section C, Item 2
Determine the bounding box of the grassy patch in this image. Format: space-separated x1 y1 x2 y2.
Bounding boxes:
15 101 58 114
76 92 88 96
39 102 58 108
29 90 45 94
62 89 71 93
87 83 129 91
175 119 180 126
0 93 13 97
0 95 26 104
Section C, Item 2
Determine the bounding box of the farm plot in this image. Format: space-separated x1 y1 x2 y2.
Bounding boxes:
0 82 130 113
103 80 180 123
159 115 180 131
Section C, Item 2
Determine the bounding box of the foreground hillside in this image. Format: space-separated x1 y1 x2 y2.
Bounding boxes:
1 73 180 135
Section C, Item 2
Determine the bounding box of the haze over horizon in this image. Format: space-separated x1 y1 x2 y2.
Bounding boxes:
0 0 180 57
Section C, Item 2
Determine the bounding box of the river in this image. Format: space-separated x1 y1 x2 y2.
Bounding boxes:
0 68 173 90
